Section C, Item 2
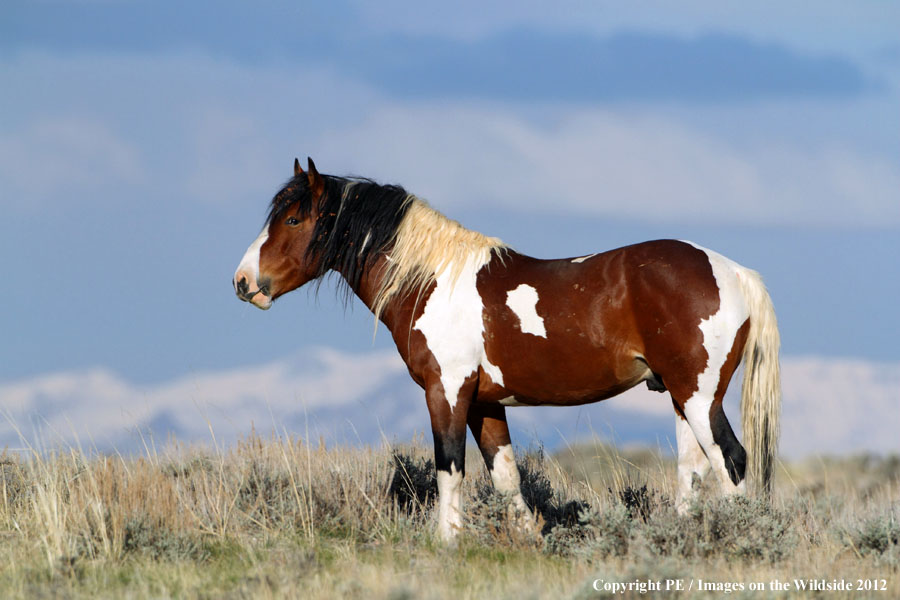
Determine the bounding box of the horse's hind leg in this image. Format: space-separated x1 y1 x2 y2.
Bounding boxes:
466 403 534 529
668 352 747 506
664 322 750 507
674 411 711 513
679 393 746 496
650 311 749 510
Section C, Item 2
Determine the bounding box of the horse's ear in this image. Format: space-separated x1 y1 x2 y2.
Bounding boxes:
293 157 303 176
306 157 324 200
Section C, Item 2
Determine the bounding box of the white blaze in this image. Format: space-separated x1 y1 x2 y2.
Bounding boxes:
505 284 547 338
235 226 269 285
571 253 597 263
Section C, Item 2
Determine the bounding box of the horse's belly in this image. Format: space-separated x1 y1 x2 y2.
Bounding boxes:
476 346 650 407
492 384 640 407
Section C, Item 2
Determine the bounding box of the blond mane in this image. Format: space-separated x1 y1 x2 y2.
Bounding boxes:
371 198 508 319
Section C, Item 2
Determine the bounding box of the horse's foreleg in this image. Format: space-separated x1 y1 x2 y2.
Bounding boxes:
425 375 475 543
466 403 533 527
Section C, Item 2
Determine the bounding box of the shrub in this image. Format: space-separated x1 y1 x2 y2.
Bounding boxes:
615 485 659 522
236 459 295 529
544 503 632 558
121 516 209 562
844 511 900 568
641 496 797 563
0 455 26 509
388 451 436 515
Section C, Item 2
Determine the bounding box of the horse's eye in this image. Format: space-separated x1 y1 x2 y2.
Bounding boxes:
285 217 300 226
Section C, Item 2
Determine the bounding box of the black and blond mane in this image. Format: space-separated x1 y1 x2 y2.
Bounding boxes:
267 174 413 299
267 174 507 317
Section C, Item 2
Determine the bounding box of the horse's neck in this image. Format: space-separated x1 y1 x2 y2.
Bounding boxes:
341 252 432 337
337 253 397 324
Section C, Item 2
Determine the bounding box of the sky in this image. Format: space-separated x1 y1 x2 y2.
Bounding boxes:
1 1 898 457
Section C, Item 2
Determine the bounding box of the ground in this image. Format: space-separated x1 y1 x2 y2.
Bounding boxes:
0 432 897 599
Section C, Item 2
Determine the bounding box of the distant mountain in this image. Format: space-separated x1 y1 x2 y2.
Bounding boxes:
1 348 897 458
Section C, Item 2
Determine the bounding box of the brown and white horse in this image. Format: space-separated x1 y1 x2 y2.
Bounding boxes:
233 158 781 542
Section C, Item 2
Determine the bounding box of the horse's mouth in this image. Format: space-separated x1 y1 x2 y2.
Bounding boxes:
235 278 273 310
248 290 272 310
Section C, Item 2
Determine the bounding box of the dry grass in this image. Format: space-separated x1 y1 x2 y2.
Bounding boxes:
0 431 897 599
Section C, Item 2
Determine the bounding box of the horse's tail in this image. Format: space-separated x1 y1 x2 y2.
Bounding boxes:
737 268 781 497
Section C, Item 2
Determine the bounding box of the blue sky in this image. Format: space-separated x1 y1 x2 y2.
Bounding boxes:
1 1 898 454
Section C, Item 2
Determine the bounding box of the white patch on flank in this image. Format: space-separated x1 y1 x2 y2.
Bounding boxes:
234 226 269 286
413 250 499 409
680 241 750 493
436 464 463 542
571 253 597 264
505 284 547 338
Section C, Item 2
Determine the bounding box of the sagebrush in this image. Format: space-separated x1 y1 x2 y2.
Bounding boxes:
0 434 897 599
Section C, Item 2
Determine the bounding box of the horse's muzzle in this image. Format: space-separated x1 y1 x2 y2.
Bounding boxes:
234 273 272 310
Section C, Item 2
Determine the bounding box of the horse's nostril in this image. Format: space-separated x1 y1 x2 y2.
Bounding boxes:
236 276 249 296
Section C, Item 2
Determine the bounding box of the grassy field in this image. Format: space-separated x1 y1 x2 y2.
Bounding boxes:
0 430 897 599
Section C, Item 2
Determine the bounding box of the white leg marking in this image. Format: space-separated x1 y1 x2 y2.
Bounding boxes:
491 444 521 493
491 444 531 519
436 465 463 542
683 393 744 496
505 284 547 338
413 251 499 409
675 416 710 514
571 253 597 264
234 226 269 285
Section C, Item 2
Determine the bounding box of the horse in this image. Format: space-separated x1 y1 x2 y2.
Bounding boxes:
233 157 781 542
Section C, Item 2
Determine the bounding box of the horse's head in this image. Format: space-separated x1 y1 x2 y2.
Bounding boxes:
233 157 326 310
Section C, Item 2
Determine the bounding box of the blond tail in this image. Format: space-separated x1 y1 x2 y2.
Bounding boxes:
737 268 781 496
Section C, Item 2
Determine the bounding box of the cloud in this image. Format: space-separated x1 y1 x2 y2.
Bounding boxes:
0 117 143 206
0 347 413 452
2 348 897 459
776 357 900 458
185 109 281 206
3 50 895 227
352 1 900 62
341 31 870 104
0 52 377 209
317 105 900 228
3 2 874 103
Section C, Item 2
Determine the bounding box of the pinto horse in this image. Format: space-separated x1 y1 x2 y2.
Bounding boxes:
233 158 781 542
